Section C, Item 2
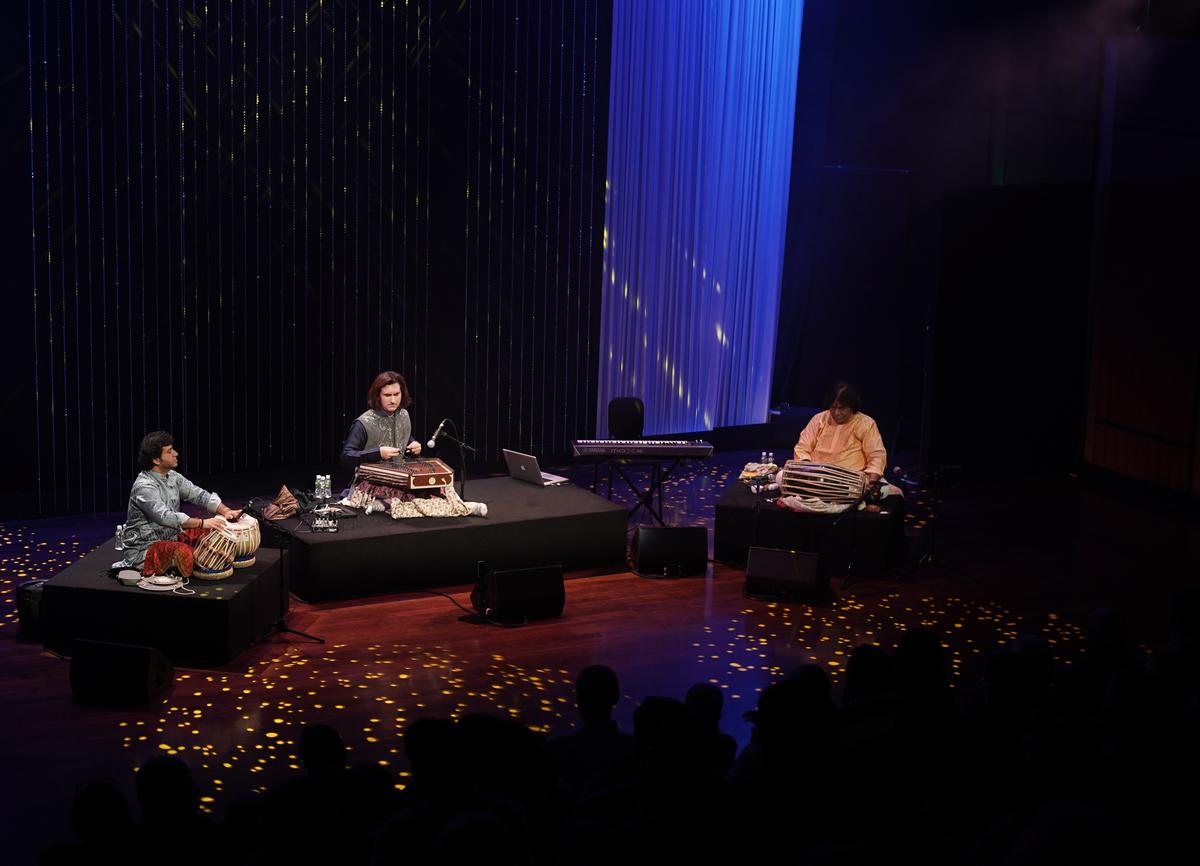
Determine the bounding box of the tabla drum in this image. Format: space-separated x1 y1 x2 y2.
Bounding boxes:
193 528 237 580
779 460 866 503
227 514 261 568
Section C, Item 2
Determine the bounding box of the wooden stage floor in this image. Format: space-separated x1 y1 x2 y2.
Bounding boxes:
2 452 1198 862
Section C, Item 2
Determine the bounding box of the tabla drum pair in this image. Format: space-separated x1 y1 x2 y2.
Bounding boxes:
192 515 261 581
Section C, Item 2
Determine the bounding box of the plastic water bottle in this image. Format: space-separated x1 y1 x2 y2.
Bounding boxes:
114 524 125 552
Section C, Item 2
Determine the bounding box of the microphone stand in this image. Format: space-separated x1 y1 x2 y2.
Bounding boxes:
896 464 975 583
436 420 476 499
243 498 324 645
832 487 869 593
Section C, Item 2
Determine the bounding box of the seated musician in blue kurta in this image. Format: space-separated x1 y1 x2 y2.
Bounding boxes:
120 431 240 573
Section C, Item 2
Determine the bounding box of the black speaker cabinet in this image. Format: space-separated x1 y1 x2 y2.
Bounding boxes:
631 526 708 577
69 639 174 706
16 579 46 640
743 546 829 602
472 563 565 623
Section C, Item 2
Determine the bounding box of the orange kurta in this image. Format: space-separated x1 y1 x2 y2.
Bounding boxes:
793 410 887 477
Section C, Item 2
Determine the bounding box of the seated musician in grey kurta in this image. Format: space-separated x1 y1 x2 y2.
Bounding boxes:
340 370 423 468
120 431 239 568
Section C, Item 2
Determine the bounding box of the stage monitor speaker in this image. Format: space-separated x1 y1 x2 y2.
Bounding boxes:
743 546 829 602
16 579 47 640
631 526 708 577
472 562 565 623
69 639 174 707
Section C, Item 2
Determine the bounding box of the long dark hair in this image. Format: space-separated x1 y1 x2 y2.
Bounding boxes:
367 370 413 411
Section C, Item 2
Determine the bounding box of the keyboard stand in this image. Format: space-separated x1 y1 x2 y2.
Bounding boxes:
595 457 683 526
571 441 711 526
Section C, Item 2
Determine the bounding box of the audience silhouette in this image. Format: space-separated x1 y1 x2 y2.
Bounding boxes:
41 609 1200 866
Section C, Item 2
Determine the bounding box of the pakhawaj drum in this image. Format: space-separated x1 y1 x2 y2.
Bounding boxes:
779 460 867 504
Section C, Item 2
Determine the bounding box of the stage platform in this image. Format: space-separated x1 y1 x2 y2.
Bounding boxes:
267 477 629 602
41 543 285 667
713 481 896 578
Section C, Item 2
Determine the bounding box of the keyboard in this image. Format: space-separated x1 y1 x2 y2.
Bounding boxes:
571 439 714 459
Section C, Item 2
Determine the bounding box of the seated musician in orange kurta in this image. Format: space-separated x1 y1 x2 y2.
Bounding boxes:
788 384 905 563
793 381 886 483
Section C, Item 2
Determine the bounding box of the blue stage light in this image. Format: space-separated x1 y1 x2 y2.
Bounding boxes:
597 0 803 436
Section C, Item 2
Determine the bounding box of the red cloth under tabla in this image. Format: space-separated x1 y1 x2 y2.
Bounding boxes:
142 527 211 577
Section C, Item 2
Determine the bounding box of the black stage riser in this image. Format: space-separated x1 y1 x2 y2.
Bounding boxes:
42 548 285 668
272 478 627 603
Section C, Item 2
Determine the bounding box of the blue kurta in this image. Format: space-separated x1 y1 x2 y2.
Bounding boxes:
120 470 221 567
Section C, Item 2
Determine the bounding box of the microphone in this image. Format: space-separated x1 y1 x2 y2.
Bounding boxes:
426 418 449 450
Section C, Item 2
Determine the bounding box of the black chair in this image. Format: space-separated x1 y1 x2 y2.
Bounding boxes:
599 397 672 523
599 397 645 499
608 396 644 440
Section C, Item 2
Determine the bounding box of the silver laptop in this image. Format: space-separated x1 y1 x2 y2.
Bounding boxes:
502 448 569 486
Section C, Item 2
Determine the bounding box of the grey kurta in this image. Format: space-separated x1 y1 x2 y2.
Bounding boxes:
120 470 221 567
350 408 413 466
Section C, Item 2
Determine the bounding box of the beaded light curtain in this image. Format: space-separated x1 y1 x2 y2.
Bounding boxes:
24 0 608 513
596 0 803 436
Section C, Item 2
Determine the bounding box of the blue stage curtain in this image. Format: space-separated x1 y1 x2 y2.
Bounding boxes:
596 0 803 437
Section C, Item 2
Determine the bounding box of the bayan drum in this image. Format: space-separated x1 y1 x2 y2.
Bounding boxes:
227 514 261 568
192 528 237 580
779 460 867 504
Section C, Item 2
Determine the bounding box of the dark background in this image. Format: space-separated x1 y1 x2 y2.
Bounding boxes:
772 0 1200 489
5 0 1199 517
5 0 611 517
